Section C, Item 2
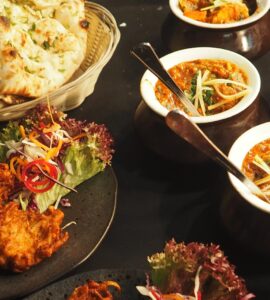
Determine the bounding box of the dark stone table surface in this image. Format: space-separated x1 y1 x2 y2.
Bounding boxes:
25 1 270 299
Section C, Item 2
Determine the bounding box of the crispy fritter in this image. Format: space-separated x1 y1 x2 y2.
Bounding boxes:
0 163 14 204
0 202 69 272
68 280 121 300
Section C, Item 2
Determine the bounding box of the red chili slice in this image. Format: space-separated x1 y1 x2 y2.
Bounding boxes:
26 164 49 186
24 179 53 193
22 159 58 193
28 163 57 186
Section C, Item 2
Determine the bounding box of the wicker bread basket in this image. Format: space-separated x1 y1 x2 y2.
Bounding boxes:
0 2 120 121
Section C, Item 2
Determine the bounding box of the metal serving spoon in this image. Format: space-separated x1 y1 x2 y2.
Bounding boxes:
131 42 200 117
166 109 270 203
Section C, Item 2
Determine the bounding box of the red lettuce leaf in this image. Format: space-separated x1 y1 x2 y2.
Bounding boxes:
148 239 254 300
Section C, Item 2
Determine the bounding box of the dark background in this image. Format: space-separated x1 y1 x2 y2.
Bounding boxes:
30 1 270 298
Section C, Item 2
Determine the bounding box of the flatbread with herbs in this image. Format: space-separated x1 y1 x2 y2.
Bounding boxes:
0 0 88 99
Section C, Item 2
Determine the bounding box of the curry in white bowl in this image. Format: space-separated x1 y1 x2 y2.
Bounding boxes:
155 59 249 116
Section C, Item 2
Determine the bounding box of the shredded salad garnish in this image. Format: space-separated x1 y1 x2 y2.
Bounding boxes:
138 240 255 300
0 103 114 212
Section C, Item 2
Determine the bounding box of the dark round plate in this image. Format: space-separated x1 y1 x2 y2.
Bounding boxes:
23 269 146 300
0 167 117 300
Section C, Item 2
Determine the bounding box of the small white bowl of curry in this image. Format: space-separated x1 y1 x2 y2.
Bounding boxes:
169 0 270 29
228 123 270 213
221 123 270 256
140 47 260 125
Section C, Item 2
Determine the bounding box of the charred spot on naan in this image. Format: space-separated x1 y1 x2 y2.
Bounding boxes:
80 19 90 29
0 16 10 31
2 47 18 61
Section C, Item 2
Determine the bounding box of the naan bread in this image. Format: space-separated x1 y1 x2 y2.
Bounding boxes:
0 0 88 98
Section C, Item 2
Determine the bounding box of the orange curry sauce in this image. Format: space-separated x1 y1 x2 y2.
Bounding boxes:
179 0 249 24
242 139 270 181
155 59 248 116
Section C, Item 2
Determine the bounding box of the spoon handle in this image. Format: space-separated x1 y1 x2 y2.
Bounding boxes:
130 43 200 117
166 110 269 201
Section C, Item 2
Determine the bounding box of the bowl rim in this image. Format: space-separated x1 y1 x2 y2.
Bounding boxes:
169 0 270 29
140 47 261 124
228 122 270 214
0 1 121 115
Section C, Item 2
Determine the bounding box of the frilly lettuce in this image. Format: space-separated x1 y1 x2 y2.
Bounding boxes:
0 104 114 213
147 239 254 300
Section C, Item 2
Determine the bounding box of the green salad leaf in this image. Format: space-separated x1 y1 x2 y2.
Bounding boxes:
36 139 106 213
0 104 113 213
0 121 20 162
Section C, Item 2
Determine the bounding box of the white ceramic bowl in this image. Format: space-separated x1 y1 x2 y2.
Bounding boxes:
140 47 261 124
169 0 270 29
228 122 270 214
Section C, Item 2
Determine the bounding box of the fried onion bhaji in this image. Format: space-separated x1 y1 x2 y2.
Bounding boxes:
0 163 14 204
68 280 121 300
0 202 69 272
